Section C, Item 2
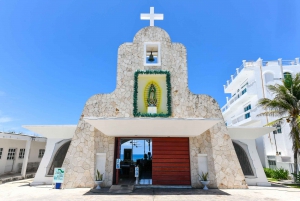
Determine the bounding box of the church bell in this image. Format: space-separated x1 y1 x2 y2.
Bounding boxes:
148 51 155 62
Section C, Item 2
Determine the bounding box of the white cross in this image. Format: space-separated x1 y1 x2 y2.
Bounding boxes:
140 7 164 26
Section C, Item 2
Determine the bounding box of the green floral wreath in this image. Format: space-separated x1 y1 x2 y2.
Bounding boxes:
133 70 171 117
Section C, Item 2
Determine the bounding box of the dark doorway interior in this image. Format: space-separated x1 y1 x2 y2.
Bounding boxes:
117 138 152 185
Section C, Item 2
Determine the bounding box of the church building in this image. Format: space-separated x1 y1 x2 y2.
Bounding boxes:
25 8 248 189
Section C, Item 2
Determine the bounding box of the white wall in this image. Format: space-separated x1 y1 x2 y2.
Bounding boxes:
255 137 267 167
0 139 46 175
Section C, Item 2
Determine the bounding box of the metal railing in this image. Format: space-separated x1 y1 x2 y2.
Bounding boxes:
231 111 251 125
225 64 245 88
222 81 257 113
227 107 258 126
224 58 299 89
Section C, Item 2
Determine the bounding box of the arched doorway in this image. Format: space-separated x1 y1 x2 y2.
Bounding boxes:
232 141 255 176
47 140 71 175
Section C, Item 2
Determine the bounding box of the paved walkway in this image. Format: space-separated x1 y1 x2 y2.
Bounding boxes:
0 172 36 184
0 179 299 201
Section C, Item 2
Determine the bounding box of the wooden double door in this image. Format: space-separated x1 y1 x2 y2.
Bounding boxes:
152 137 191 185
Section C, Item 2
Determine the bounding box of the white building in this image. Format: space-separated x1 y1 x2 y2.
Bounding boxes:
0 132 47 178
22 125 75 185
222 58 300 175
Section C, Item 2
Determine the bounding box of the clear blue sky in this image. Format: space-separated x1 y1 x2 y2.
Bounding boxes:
0 0 299 134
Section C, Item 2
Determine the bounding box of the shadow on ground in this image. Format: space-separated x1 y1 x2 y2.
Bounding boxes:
84 188 230 196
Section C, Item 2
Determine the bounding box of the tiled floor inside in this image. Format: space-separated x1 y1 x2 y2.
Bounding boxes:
139 179 152 185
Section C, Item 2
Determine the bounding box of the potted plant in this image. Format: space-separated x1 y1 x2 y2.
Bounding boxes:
95 169 104 189
199 172 209 190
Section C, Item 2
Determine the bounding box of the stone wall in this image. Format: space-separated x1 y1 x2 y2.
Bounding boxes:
62 26 247 189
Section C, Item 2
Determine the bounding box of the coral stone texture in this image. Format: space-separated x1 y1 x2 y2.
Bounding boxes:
62 26 248 189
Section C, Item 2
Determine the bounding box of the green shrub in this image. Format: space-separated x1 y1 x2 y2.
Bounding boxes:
274 168 289 180
264 168 289 180
264 168 274 178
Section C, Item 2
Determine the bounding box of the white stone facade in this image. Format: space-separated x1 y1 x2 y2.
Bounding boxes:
62 26 247 189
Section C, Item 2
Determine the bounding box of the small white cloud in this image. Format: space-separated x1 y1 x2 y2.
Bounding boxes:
0 117 13 123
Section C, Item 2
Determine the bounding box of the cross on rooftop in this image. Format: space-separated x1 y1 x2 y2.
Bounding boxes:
140 7 164 26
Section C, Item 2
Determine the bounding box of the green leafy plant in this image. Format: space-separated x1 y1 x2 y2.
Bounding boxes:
257 73 300 182
95 169 104 181
264 168 289 180
273 168 289 180
264 168 273 178
133 70 172 117
199 172 209 181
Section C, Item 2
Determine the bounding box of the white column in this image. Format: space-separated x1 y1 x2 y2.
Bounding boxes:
21 138 32 178
231 75 234 81
226 97 229 103
242 60 246 66
236 68 239 74
278 58 283 79
295 58 299 65
258 58 263 66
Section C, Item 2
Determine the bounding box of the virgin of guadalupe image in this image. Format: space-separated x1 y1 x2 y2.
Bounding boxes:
147 83 157 106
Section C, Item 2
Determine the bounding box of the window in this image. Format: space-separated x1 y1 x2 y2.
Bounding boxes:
245 112 251 119
268 160 276 169
273 125 282 134
244 104 251 112
284 72 292 80
0 148 3 159
19 149 25 159
7 148 16 160
241 88 247 95
39 149 45 158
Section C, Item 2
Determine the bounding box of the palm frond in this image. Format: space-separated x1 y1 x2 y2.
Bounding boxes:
264 118 287 127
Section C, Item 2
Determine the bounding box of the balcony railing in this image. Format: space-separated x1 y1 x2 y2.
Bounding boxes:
224 63 245 89
263 60 298 66
221 82 255 113
224 58 299 90
226 107 258 126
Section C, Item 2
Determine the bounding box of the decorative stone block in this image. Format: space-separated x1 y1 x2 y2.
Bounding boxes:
147 106 157 114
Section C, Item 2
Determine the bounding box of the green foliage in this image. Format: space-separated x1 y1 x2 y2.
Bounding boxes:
257 73 300 152
264 168 273 178
199 172 209 181
264 168 289 180
257 73 300 179
95 169 104 181
291 173 300 183
133 70 172 117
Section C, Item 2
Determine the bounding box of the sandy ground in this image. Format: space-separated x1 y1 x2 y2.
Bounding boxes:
0 179 299 201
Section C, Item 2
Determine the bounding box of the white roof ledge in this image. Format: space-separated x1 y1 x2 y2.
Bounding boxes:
83 117 222 137
23 125 76 138
228 126 276 140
